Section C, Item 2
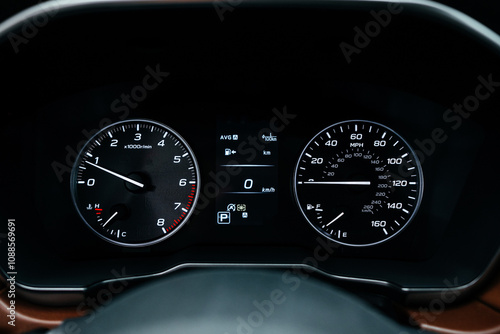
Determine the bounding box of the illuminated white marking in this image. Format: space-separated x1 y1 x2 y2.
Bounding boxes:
162 227 167 234
408 167 415 170
305 153 312 158
383 228 388 235
326 212 344 226
401 153 408 158
86 152 93 157
189 181 196 184
137 124 140 131
163 132 168 138
326 132 331 139
78 181 85 184
408 196 415 200
409 182 417 185
395 220 400 226
108 131 112 138
182 208 188 212
303 181 370 185
403 209 409 214
355 124 358 131
85 161 144 188
382 132 386 138
103 211 119 227
182 153 189 157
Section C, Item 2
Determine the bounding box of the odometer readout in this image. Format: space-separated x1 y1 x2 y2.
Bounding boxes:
294 120 423 247
215 119 279 226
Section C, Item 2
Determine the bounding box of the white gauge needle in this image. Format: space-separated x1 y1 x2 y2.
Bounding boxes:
103 211 119 227
85 161 144 188
326 212 345 226
303 181 371 185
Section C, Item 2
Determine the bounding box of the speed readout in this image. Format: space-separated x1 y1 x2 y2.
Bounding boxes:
293 120 423 247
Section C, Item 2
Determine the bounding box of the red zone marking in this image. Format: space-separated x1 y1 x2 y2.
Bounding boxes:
95 208 102 215
166 184 196 233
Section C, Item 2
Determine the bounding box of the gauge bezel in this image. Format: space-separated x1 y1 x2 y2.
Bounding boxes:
70 118 201 248
293 119 424 247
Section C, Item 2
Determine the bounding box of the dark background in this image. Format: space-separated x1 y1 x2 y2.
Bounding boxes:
1 0 500 35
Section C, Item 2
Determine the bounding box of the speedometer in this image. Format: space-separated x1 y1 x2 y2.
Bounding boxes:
293 120 423 247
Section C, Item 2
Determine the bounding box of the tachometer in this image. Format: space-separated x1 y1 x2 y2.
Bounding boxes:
70 119 199 247
293 120 423 247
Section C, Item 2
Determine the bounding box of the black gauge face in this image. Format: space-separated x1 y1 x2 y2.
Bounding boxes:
294 120 423 247
70 119 199 247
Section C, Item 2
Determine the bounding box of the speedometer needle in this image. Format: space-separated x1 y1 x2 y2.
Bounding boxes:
85 161 145 188
326 212 344 226
302 181 371 185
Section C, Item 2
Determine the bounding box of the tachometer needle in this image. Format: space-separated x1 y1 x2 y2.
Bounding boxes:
103 211 119 227
326 212 345 226
85 161 144 188
303 181 371 185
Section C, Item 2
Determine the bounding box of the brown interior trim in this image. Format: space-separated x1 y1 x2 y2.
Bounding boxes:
406 273 500 334
0 283 84 334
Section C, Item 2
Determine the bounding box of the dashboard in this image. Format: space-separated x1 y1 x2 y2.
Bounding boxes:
1 0 500 329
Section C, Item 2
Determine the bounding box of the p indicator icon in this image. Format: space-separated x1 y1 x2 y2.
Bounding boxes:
217 211 231 224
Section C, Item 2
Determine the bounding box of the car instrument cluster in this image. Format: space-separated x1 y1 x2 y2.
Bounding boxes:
1 1 500 301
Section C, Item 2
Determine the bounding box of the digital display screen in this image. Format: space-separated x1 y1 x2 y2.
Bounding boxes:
216 119 278 226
